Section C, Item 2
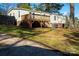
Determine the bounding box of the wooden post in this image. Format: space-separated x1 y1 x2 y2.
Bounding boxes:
27 21 32 28
29 21 32 28
43 21 46 27
16 21 21 26
40 21 43 28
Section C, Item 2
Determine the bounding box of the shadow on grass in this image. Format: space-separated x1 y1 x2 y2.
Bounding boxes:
0 32 78 56
70 32 79 38
0 25 79 55
64 32 79 46
0 25 52 39
0 34 68 56
0 34 15 41
63 32 79 55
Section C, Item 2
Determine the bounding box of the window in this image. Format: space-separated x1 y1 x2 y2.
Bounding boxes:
54 16 56 20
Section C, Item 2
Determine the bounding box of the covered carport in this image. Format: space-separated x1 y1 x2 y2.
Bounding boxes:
21 13 50 28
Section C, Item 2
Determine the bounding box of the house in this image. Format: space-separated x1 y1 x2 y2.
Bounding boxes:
8 8 66 28
8 8 31 26
50 14 66 28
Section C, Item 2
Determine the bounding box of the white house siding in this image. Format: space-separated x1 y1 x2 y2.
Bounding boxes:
50 14 66 24
8 9 30 21
8 9 67 27
50 14 66 28
8 9 30 26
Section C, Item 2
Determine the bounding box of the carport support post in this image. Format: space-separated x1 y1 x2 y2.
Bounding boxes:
16 21 21 26
28 21 32 28
40 21 43 28
29 21 32 28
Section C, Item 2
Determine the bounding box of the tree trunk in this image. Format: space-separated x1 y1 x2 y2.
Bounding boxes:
69 3 75 29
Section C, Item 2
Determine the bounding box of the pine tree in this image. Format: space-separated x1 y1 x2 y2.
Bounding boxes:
34 3 64 13
17 3 32 10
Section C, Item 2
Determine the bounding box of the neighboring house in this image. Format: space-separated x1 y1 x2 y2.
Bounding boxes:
8 8 66 28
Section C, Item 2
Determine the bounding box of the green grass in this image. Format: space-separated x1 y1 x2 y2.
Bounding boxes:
0 25 79 54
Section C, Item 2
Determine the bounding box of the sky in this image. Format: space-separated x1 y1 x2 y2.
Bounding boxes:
74 3 79 18
59 4 70 15
60 3 79 18
0 3 79 18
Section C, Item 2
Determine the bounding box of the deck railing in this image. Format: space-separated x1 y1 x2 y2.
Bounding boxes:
21 14 50 22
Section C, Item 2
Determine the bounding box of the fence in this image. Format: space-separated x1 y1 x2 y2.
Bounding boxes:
0 15 16 25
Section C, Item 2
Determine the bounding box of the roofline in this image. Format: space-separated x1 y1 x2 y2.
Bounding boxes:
8 8 31 13
7 8 66 17
8 8 51 15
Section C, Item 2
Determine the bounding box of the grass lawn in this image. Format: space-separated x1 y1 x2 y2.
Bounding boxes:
0 25 79 54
